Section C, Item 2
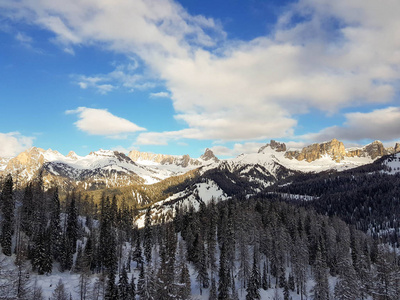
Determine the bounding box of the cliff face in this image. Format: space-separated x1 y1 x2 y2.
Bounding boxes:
396 143 400 153
129 148 219 167
200 148 220 163
285 139 346 162
128 150 170 164
363 141 388 159
258 140 286 153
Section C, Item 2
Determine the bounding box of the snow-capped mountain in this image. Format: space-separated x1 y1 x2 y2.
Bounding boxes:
0 139 398 193
136 141 400 226
0 147 218 190
128 147 218 167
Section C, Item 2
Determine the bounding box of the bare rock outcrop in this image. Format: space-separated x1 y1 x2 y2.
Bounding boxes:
395 143 400 153
285 139 346 162
363 141 387 159
200 148 219 163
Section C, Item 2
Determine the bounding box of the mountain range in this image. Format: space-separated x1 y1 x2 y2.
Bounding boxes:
1 139 399 190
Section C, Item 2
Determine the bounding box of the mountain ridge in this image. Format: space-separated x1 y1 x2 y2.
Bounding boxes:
0 139 399 191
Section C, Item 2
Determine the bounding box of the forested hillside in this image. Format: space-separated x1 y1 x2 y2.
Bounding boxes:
1 172 400 299
270 160 400 247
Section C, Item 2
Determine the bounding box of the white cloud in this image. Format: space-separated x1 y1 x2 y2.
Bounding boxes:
150 91 170 98
302 107 400 142
15 31 32 44
66 107 146 137
0 132 35 157
3 0 400 144
74 62 153 94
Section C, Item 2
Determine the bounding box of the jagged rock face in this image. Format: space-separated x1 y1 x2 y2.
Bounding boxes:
160 154 202 168
200 148 219 162
66 151 79 160
285 139 346 162
395 143 400 153
258 140 287 153
346 149 364 157
129 149 218 167
3 147 46 182
128 150 171 164
270 140 287 152
364 140 387 159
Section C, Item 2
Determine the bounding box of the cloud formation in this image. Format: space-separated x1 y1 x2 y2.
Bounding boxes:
2 0 400 144
302 107 400 142
0 132 35 157
66 107 146 137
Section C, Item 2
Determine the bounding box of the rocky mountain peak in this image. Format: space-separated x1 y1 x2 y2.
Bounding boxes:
258 140 287 153
66 151 79 160
285 139 346 162
200 148 219 162
364 140 387 159
395 143 400 153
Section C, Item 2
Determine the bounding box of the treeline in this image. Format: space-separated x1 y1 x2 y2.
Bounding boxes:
1 173 400 299
270 170 400 246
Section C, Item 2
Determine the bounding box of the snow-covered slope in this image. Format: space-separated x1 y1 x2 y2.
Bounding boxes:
381 152 400 174
0 147 205 189
136 179 228 228
0 147 220 189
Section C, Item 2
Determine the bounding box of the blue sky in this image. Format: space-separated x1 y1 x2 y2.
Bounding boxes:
0 0 399 158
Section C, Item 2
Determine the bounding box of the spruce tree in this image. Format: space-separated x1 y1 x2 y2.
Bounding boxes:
143 208 152 264
262 262 268 290
49 187 62 262
312 245 330 300
0 174 14 256
209 277 218 300
105 269 118 300
218 242 230 300
132 236 143 268
51 279 68 300
66 195 78 255
21 183 33 236
246 248 261 300
118 267 129 300
129 275 136 299
178 262 191 300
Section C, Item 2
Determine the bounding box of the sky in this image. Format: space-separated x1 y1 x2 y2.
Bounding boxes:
0 0 400 159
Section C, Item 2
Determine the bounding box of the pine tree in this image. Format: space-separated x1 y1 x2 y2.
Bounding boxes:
21 183 33 236
128 275 136 299
218 242 231 300
312 245 330 300
262 262 268 290
283 279 290 300
246 248 261 300
132 235 143 268
78 271 91 300
288 273 295 291
209 277 218 300
105 269 118 300
118 267 130 300
178 262 191 300
195 234 209 293
66 195 78 255
51 279 68 300
32 230 52 274
49 187 63 262
137 265 156 300
143 208 152 264
0 174 14 256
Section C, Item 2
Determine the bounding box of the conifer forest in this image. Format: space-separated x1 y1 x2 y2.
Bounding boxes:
1 170 400 300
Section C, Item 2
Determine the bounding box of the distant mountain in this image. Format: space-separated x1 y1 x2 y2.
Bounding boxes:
135 141 400 226
0 147 219 190
128 148 218 167
0 139 398 194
